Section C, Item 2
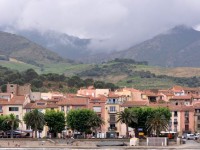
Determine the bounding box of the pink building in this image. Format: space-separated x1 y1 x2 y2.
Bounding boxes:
77 86 96 97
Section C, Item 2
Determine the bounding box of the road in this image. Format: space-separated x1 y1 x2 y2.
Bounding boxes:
179 139 200 149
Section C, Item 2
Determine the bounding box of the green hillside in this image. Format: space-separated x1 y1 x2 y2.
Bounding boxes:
0 60 91 75
1 58 200 90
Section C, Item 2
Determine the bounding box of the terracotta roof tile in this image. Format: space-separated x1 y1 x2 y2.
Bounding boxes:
108 92 119 98
0 96 26 105
57 97 89 106
0 99 9 105
172 85 184 91
193 102 200 108
121 101 149 107
46 103 58 108
89 96 107 102
149 103 194 111
170 95 192 100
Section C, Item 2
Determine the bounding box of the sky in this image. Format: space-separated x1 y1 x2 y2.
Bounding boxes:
0 0 200 51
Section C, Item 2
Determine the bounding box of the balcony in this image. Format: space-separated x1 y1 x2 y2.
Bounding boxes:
108 110 117 114
174 121 178 125
185 120 189 123
106 101 119 104
108 118 117 123
108 127 117 131
195 112 200 115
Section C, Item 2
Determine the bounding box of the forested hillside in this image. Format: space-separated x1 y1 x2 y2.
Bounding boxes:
0 66 118 93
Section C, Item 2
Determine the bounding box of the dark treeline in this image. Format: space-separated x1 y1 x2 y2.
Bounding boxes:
0 66 118 93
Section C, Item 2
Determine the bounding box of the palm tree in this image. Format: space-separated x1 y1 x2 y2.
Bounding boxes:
89 114 104 138
146 111 169 137
3 114 22 138
117 108 138 138
23 109 45 138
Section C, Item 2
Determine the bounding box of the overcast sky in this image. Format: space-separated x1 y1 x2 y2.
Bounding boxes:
1 0 200 51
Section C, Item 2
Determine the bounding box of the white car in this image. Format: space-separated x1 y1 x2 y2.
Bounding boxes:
186 134 196 140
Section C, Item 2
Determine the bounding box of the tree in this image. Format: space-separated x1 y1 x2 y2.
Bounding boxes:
3 114 21 138
23 69 38 82
89 114 104 138
117 108 138 138
94 81 105 89
129 107 171 137
67 76 84 88
23 109 45 138
84 78 94 87
31 79 43 88
45 110 66 137
1 84 7 92
105 82 118 91
0 115 16 131
66 109 96 137
146 110 170 137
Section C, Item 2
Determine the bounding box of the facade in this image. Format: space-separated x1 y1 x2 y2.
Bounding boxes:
88 96 107 136
0 95 30 130
193 103 200 133
7 84 31 96
1 84 200 138
105 93 122 138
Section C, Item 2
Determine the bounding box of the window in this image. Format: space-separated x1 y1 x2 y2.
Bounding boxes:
26 109 31 113
9 107 19 111
16 115 19 119
185 124 189 130
198 116 200 120
37 103 45 106
109 115 116 122
74 106 81 110
174 119 178 125
93 106 101 113
169 119 172 126
174 126 177 132
198 124 200 129
61 106 64 111
185 111 189 116
196 109 200 113
38 109 43 112
0 106 2 112
109 106 116 113
174 111 178 117
110 124 116 129
66 106 70 112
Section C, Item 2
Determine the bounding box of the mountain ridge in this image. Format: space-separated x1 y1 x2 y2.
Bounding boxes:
108 25 200 67
0 31 68 67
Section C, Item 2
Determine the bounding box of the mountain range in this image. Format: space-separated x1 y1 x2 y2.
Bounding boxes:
16 29 92 60
1 25 200 67
108 25 200 67
0 31 67 67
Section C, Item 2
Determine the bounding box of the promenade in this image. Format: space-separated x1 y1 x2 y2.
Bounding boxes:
0 138 199 149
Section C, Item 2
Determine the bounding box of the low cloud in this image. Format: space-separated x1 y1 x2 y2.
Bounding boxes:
0 0 200 51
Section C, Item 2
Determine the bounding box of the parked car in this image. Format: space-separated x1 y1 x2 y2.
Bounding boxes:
194 133 200 140
186 134 196 140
